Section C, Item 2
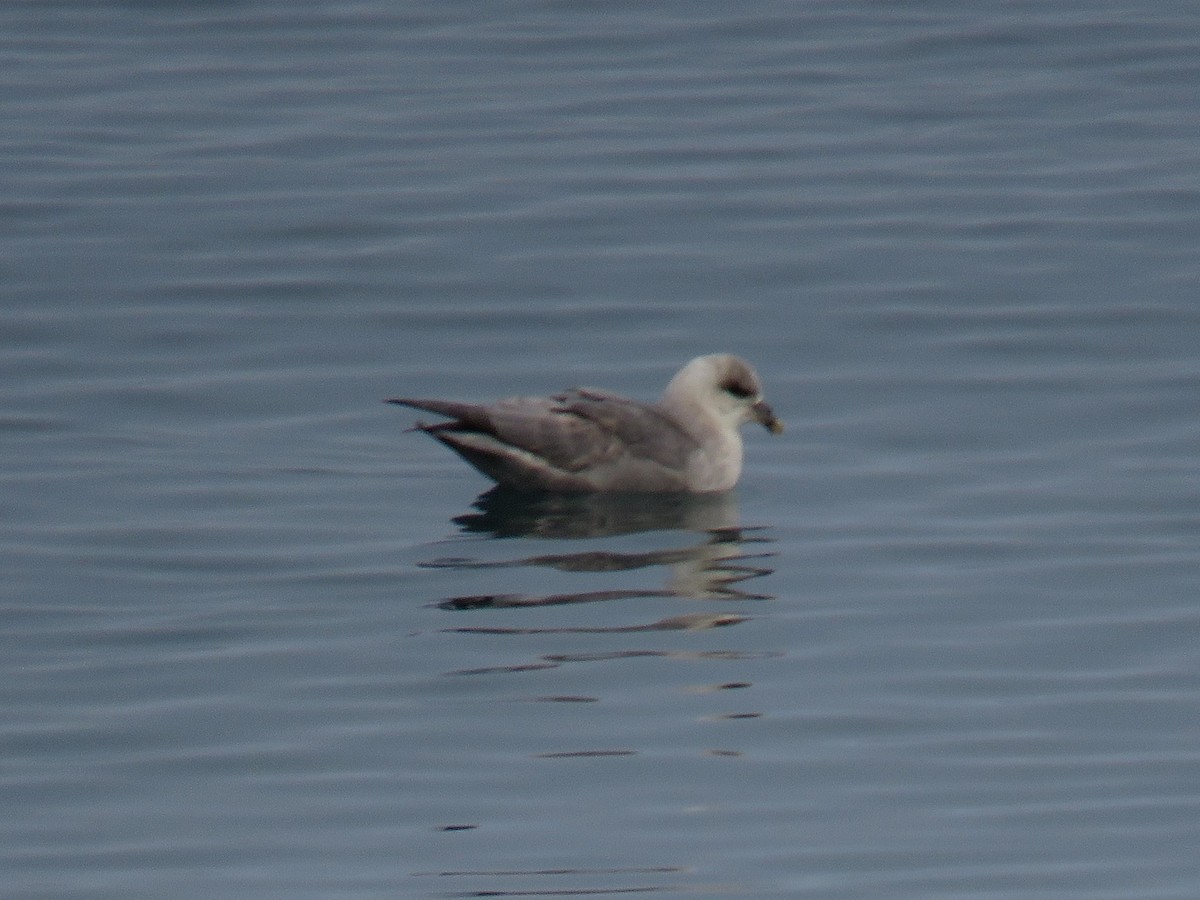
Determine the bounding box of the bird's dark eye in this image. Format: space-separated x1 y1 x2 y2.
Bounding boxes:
723 381 755 399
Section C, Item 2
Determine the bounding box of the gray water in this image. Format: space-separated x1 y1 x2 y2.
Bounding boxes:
3 2 1199 897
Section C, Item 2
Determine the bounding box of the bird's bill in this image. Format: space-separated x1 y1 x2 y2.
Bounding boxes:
752 400 784 434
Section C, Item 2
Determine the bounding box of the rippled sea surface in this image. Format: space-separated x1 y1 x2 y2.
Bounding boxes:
4 2 1199 897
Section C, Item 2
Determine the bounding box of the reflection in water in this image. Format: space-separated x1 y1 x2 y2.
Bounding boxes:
452 486 745 537
445 648 784 678
443 612 748 634
427 489 780 674
420 489 780 896
428 488 775 610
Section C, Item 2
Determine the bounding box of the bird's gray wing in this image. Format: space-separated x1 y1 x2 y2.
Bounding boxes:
388 391 696 483
549 388 697 470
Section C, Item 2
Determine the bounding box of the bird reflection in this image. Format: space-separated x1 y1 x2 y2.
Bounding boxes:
443 612 748 635
422 487 780 774
426 487 776 611
451 486 744 538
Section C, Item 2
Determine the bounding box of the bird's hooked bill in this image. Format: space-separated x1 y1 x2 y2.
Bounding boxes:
752 400 784 434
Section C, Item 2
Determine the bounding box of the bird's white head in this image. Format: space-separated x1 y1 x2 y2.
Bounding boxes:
662 354 783 436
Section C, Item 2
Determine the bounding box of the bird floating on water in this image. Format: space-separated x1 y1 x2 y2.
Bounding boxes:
387 353 782 493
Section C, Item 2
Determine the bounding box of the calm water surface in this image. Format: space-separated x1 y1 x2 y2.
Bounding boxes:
3 1 1199 897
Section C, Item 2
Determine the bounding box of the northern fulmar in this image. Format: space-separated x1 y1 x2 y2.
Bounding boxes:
387 353 782 493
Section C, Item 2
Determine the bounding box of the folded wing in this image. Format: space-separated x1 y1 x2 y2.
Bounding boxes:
388 389 697 491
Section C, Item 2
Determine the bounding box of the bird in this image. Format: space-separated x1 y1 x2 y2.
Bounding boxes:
387 353 782 493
